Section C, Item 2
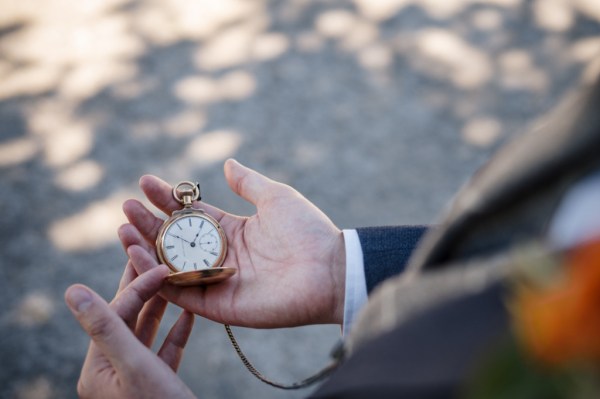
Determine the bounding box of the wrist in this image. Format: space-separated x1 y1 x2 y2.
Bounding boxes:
329 230 346 325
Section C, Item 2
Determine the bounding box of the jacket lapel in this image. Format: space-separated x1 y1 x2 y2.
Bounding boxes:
407 79 600 275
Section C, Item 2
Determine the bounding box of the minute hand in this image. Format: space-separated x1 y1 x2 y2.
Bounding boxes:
168 233 193 244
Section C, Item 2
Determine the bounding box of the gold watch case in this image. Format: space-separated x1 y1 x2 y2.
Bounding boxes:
155 181 236 286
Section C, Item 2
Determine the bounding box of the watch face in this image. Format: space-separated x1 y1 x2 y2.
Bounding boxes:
159 213 226 272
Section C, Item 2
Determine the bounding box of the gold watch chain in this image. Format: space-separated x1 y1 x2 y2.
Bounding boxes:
224 324 340 390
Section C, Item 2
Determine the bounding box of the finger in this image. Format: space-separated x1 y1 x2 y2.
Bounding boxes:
157 310 195 372
65 284 147 371
127 244 162 274
122 199 166 244
118 222 157 257
111 265 170 326
116 261 140 330
127 245 209 312
79 264 139 380
135 295 168 347
127 245 195 302
139 175 182 216
117 261 138 294
224 158 285 206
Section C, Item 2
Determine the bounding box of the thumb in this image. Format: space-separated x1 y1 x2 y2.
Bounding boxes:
65 284 142 370
224 159 283 206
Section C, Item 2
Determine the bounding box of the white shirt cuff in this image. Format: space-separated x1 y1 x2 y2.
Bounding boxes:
342 229 368 336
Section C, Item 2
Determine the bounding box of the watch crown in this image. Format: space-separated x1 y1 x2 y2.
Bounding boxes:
173 181 201 207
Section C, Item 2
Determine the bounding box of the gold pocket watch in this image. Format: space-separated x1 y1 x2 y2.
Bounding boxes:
156 181 235 286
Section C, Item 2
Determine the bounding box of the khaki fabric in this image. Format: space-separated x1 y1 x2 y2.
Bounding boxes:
347 78 600 354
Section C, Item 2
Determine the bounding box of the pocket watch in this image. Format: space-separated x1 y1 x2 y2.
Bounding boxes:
156 181 235 286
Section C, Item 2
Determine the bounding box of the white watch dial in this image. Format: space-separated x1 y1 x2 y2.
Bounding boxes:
162 215 223 272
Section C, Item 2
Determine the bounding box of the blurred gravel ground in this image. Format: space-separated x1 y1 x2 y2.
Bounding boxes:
0 0 598 398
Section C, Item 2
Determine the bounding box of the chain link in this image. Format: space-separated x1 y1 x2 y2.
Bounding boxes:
224 324 340 390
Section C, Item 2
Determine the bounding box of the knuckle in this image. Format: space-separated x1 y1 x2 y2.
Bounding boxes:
236 172 250 196
77 378 91 398
86 315 114 342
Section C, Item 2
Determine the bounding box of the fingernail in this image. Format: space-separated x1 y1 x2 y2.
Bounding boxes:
228 158 243 167
66 286 93 313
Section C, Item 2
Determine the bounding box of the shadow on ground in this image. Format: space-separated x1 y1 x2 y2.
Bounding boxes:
0 0 598 398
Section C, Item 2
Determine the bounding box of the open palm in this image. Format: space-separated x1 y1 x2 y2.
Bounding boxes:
119 159 345 328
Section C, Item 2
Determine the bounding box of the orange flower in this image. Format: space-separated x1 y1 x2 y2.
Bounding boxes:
513 239 600 367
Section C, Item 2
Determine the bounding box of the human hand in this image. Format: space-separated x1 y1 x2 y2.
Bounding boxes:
65 263 196 399
118 159 345 328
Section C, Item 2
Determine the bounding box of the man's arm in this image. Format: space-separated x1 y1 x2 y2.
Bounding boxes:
357 226 429 293
341 226 428 334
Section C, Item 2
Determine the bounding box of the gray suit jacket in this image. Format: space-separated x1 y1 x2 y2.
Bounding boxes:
312 78 600 398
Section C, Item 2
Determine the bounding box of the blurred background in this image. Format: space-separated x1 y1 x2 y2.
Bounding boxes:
0 0 598 398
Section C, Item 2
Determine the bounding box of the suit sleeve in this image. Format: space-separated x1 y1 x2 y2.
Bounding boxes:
356 226 428 294
311 281 508 399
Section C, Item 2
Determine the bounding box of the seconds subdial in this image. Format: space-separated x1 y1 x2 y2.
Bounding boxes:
199 232 219 253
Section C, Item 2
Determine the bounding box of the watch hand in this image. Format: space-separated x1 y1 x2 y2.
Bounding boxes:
193 231 201 244
168 233 193 244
